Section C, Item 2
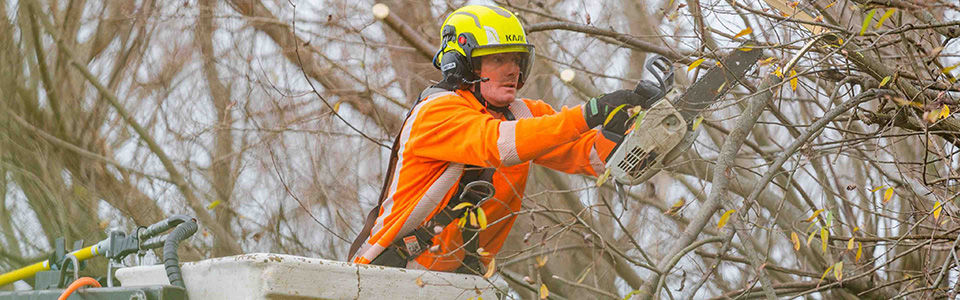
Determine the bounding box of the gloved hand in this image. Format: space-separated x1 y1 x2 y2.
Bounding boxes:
582 82 663 133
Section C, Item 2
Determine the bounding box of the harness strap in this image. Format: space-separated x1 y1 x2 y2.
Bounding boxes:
350 88 515 274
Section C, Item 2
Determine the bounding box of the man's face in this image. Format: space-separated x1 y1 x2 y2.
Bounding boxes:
477 52 524 107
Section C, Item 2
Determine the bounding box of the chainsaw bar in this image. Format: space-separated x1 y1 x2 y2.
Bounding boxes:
674 47 763 122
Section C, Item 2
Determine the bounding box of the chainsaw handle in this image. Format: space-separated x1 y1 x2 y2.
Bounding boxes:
643 55 674 94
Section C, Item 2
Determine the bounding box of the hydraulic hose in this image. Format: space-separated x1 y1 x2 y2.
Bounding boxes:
162 218 197 289
57 277 101 300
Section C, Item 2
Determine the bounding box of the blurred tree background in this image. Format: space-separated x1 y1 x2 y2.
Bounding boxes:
1 0 960 298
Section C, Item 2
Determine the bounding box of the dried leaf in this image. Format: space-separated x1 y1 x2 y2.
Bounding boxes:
536 255 548 267
939 105 950 120
483 258 496 278
733 27 753 39
860 9 876 36
758 56 777 66
834 262 844 281
789 69 798 91
933 200 943 220
820 227 829 253
416 276 425 287
883 187 894 204
333 101 343 113
791 232 801 251
847 238 855 250
688 58 706 72
539 284 549 299
718 209 736 229
824 1 836 9
879 76 891 88
804 209 824 222
875 8 896 29
856 242 863 262
806 229 817 246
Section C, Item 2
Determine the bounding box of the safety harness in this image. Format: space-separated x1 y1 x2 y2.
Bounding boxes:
348 88 514 274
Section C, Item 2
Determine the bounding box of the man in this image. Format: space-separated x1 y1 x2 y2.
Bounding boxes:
349 5 657 273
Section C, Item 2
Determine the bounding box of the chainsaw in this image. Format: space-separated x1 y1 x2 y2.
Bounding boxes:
606 47 763 185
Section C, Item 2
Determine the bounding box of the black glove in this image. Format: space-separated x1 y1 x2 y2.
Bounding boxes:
582 84 662 132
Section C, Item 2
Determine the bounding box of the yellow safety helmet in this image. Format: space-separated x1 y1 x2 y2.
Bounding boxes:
433 5 535 90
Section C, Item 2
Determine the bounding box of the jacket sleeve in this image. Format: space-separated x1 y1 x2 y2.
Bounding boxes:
406 95 590 167
524 100 619 177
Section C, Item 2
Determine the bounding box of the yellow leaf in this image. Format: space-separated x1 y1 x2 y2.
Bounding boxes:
933 200 943 220
758 56 777 66
333 101 343 113
484 258 496 278
883 187 894 204
733 27 753 39
804 209 824 222
596 169 611 187
539 284 549 299
536 255 548 267
876 8 896 29
806 230 817 246
691 116 705 131
718 209 736 229
774 67 783 78
860 9 876 36
664 198 685 215
819 264 835 285
469 211 478 227
853 226 859 233
458 216 467 228
944 62 960 76
834 262 843 281
603 104 629 127
825 1 836 9
688 58 705 72
715 81 727 94
856 242 863 262
879 76 891 87
452 202 474 211
477 207 488 230
791 232 800 251
870 186 885 192
939 105 950 120
738 45 755 52
789 69 798 91
820 227 829 253
847 238 855 250
207 200 222 210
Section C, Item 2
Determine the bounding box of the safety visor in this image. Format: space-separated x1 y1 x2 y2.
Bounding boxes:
471 44 536 86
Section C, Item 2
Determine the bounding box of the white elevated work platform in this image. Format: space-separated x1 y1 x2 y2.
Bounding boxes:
116 253 507 299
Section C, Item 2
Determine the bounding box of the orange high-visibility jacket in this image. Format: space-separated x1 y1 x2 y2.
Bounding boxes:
352 89 618 271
